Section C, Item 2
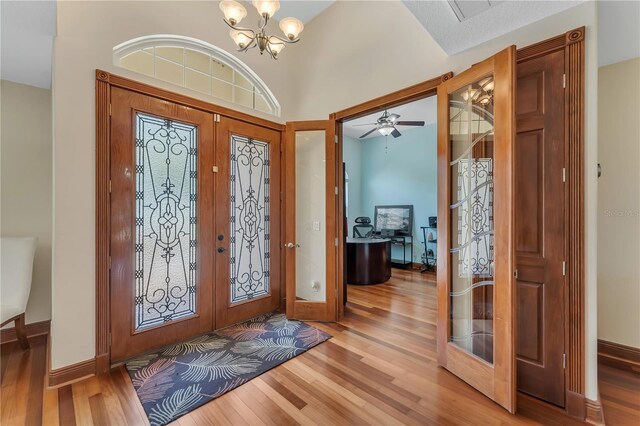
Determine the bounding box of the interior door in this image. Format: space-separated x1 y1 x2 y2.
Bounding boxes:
110 87 215 362
515 50 566 406
436 46 517 412
214 117 282 328
284 120 338 321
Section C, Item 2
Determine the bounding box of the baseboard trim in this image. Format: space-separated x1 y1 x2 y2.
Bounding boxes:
585 395 605 426
598 339 640 372
566 389 586 420
0 319 51 344
48 358 96 388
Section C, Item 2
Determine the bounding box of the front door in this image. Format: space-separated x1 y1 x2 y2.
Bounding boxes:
436 46 517 412
284 120 338 321
515 50 566 406
110 87 215 362
214 117 282 328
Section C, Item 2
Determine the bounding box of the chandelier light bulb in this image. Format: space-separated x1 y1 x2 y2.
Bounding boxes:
219 0 247 25
479 77 494 92
230 29 252 49
461 88 478 102
252 0 280 18
268 39 285 57
279 17 304 40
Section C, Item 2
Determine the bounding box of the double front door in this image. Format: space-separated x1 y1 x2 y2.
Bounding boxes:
110 88 281 362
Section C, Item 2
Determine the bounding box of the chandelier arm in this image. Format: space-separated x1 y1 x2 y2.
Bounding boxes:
223 19 257 37
268 34 300 45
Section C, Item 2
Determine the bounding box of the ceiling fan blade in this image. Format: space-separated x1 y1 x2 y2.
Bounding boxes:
359 128 378 139
352 123 378 127
391 128 402 138
395 121 425 126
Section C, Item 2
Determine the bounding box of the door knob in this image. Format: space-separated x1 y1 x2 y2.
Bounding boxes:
217 247 226 253
286 243 300 249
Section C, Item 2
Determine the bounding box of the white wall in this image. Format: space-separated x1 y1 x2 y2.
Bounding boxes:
597 57 640 348
51 0 298 369
1 80 52 326
287 0 599 401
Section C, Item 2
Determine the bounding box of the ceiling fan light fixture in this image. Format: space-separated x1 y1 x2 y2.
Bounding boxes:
378 125 395 136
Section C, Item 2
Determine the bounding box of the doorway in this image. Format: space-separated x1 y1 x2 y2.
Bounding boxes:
104 80 282 363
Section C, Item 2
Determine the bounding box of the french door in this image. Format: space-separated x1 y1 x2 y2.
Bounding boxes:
110 88 215 362
214 117 282 328
436 46 517 412
109 88 282 361
283 120 338 321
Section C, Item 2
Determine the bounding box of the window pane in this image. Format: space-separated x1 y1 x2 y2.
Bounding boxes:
134 113 198 330
212 78 233 102
185 49 210 74
185 68 210 94
234 71 253 90
229 135 271 303
235 87 254 109
212 60 233 83
155 46 184 64
255 93 272 114
155 57 184 86
120 51 154 77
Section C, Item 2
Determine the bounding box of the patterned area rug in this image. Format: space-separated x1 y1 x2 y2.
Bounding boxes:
125 312 330 426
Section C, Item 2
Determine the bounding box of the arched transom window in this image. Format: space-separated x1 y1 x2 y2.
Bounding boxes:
113 35 280 116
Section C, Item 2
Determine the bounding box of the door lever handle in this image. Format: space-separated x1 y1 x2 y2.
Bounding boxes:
286 243 300 249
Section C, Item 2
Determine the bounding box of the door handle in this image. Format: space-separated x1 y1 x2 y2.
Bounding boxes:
217 247 226 253
286 243 300 249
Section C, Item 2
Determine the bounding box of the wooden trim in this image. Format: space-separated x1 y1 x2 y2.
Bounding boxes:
585 396 605 426
0 319 50 344
95 75 111 374
96 70 283 131
333 73 453 121
47 358 96 388
598 339 640 372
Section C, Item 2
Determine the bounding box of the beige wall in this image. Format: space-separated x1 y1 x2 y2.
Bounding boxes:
286 0 600 401
597 57 640 348
1 80 52 326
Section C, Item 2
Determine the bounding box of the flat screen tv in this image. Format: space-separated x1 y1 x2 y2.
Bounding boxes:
374 205 413 236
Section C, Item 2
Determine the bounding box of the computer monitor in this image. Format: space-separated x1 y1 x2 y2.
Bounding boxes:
373 205 413 236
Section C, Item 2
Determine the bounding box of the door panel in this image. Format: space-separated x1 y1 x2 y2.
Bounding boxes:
110 87 215 362
515 50 565 407
284 121 337 321
215 117 281 328
437 46 516 413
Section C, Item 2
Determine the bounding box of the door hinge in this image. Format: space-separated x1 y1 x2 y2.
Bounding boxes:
562 353 566 369
334 135 339 144
562 167 566 183
335 186 339 195
562 261 566 276
109 103 112 117
108 180 112 193
562 74 566 89
214 113 221 122
335 288 339 298
108 255 112 270
108 333 112 347
335 238 339 247
514 269 518 279
212 166 219 173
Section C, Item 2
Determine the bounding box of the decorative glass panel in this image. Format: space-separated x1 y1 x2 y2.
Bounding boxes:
229 135 270 304
135 113 198 330
449 76 495 363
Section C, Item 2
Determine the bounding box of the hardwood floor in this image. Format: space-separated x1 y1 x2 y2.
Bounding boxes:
1 269 639 425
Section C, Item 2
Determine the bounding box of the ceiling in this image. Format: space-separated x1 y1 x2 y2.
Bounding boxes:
277 0 335 24
1 0 57 89
343 96 437 140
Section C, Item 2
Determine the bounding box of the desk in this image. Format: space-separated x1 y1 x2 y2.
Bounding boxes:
346 238 391 285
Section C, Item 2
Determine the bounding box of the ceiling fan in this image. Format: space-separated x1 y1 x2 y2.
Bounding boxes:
356 110 425 139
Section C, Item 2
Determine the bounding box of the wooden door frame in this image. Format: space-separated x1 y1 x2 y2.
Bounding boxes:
330 26 586 418
95 70 284 373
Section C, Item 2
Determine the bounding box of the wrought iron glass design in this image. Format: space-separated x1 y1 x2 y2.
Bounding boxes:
229 134 270 304
448 76 495 363
134 112 198 330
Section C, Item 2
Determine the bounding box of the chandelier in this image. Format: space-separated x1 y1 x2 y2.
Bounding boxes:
461 77 494 105
219 0 304 59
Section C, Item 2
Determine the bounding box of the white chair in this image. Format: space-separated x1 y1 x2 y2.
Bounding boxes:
1 237 37 350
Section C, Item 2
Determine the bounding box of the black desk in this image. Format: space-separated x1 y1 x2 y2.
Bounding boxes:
346 238 392 285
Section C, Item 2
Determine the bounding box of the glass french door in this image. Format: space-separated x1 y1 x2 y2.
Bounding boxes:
214 117 282 328
284 120 338 321
110 87 215 362
436 46 517 412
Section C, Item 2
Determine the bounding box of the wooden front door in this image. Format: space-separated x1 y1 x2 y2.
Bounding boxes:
436 46 517 413
214 117 282 328
284 120 338 322
515 50 566 406
110 87 215 362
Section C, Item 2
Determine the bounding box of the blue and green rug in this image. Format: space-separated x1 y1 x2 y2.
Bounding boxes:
125 312 330 426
